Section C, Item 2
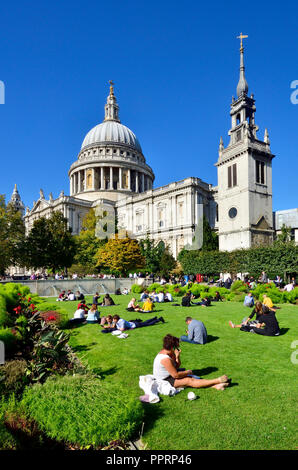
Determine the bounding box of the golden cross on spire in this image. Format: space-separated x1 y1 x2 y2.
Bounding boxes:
237 32 248 49
109 80 114 95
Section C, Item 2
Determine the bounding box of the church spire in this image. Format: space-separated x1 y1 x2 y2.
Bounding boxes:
236 33 249 98
104 80 120 123
10 183 25 216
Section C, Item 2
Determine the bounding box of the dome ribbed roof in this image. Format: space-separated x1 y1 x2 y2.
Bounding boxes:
81 121 142 153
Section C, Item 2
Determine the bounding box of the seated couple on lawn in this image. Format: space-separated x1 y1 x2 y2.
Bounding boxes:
127 297 154 313
229 301 280 336
181 291 211 307
101 314 165 333
69 303 100 325
153 334 229 390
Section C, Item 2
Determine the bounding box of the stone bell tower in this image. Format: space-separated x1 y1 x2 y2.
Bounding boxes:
216 34 275 252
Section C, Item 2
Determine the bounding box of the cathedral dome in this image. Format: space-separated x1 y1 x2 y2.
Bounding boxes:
81 120 142 153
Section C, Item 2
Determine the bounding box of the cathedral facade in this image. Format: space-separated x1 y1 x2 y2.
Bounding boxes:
13 42 290 259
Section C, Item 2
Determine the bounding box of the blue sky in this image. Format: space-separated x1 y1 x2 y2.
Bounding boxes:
0 0 297 211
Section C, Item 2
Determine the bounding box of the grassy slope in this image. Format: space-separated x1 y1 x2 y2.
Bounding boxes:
52 296 297 450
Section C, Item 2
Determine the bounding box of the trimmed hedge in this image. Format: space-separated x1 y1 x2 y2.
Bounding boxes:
22 375 144 447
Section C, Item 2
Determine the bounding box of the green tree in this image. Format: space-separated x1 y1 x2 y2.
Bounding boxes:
24 211 76 273
139 237 166 273
202 216 219 251
70 209 106 275
0 195 26 275
158 248 177 277
276 224 292 243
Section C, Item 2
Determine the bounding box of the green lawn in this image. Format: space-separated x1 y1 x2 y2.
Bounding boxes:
55 296 297 450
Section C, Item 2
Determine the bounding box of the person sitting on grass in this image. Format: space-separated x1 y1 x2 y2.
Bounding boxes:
213 291 223 302
69 307 86 325
164 291 173 302
180 317 208 345
153 334 229 390
101 293 115 306
76 291 85 301
142 297 154 312
250 308 280 336
127 298 143 312
243 292 254 307
262 294 275 310
181 291 192 307
112 314 165 331
86 304 100 324
140 290 149 301
229 301 270 331
57 290 67 301
77 301 88 313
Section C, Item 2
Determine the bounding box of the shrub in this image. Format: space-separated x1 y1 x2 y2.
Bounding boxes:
22 375 144 447
0 360 27 397
0 296 12 327
147 283 161 293
231 280 248 292
0 328 18 356
130 284 144 294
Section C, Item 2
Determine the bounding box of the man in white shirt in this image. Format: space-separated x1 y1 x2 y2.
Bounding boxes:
157 292 165 303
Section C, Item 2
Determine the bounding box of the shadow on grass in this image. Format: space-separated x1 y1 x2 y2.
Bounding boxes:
92 366 119 379
207 335 220 343
279 328 290 336
140 403 165 437
192 366 218 376
72 342 97 353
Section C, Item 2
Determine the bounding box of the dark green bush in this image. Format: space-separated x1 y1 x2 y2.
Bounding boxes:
0 328 18 356
22 375 144 446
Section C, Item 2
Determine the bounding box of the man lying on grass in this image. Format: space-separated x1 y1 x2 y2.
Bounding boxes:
153 334 229 390
112 314 165 331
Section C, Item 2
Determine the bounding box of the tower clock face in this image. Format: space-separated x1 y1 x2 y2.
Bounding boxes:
228 207 238 219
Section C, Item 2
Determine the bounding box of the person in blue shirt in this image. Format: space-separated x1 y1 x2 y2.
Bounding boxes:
86 304 100 324
180 317 208 345
243 292 254 307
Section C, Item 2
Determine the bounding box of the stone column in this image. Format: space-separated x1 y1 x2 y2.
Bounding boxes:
172 195 177 228
135 171 139 193
84 169 87 191
101 167 104 190
141 173 145 193
92 168 95 190
128 169 131 191
119 167 123 189
110 167 113 190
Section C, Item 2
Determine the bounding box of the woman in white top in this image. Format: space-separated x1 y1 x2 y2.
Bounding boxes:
153 335 230 390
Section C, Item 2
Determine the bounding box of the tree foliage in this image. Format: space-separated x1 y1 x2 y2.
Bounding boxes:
139 237 166 273
0 195 26 275
71 209 106 275
180 241 298 278
24 211 76 273
95 235 145 276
